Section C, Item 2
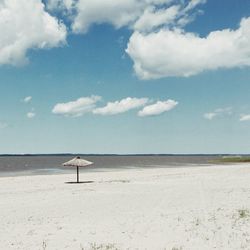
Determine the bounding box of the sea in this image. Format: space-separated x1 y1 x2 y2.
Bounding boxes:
0 154 231 177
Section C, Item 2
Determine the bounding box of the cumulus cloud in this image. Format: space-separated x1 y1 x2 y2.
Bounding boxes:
138 99 178 117
23 96 32 103
71 0 170 33
240 114 250 121
133 0 206 32
71 0 139 33
27 112 36 118
52 96 180 117
0 0 209 72
52 96 101 117
93 97 148 115
126 17 250 79
0 0 207 68
68 0 205 34
204 107 232 120
0 0 66 66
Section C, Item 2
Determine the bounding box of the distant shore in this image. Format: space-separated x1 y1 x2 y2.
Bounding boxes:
1 153 250 156
213 156 250 163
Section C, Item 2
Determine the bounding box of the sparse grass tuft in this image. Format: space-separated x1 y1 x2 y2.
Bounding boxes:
89 243 119 250
42 240 47 250
238 209 249 219
108 180 130 183
194 218 201 226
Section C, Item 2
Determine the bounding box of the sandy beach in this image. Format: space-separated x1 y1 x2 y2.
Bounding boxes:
1 164 250 250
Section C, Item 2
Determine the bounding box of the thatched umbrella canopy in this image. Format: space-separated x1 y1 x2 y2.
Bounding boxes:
63 156 93 183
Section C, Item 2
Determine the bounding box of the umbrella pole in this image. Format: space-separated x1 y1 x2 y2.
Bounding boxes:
77 166 79 183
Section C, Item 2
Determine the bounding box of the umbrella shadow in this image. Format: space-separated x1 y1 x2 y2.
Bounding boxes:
65 181 94 184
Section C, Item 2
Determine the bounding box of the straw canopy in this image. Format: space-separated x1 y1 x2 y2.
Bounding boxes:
62 157 93 183
63 157 93 167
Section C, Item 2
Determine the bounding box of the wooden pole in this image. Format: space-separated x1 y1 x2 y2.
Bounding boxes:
77 166 79 183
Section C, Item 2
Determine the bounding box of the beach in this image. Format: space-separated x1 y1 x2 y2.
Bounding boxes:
1 164 250 250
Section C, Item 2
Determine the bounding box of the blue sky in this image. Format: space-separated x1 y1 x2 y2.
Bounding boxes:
0 0 250 154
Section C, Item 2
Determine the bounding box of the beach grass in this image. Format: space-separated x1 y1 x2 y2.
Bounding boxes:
212 156 250 163
81 243 119 250
238 209 250 219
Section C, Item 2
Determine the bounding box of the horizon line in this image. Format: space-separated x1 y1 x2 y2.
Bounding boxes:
0 153 249 156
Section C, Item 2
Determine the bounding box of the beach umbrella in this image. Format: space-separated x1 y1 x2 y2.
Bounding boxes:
62 156 93 183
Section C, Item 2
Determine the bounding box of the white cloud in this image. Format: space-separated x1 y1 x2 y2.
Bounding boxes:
71 0 187 34
0 122 8 129
176 0 206 27
52 96 101 117
240 114 250 122
138 99 178 117
72 0 145 33
0 0 67 66
23 96 32 103
204 107 232 120
46 0 74 11
133 5 180 32
184 0 206 12
126 17 250 79
203 112 217 120
68 0 206 34
93 97 148 115
27 112 36 118
53 96 179 117
0 0 207 69
133 0 206 32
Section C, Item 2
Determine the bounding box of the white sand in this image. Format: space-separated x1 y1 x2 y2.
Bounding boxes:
1 164 250 250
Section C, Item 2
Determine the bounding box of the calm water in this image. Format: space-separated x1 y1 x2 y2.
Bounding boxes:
0 155 222 177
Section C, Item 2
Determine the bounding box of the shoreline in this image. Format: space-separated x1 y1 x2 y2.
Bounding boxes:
0 162 243 179
0 162 234 178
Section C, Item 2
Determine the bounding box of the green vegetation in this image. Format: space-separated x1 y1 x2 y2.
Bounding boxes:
238 209 250 219
213 156 250 163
